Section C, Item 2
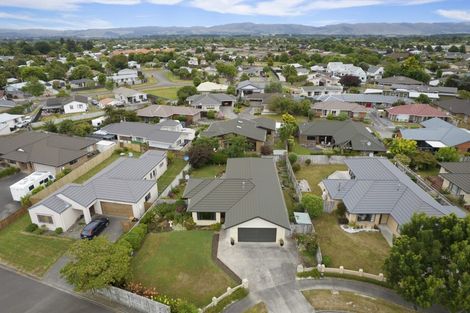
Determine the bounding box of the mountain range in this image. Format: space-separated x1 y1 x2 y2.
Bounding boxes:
1 22 470 39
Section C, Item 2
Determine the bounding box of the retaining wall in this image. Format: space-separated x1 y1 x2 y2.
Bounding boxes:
95 286 170 313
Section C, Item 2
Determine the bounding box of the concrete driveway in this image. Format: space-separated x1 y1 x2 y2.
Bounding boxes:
218 230 314 313
64 216 126 243
0 171 26 220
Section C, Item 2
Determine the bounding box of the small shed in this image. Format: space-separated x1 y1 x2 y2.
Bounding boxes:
292 212 313 234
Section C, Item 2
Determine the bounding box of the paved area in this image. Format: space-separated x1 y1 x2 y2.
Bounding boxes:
369 110 395 138
220 106 238 119
218 230 314 313
0 171 26 220
64 216 126 243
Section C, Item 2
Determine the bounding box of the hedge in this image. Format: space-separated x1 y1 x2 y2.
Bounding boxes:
120 223 148 250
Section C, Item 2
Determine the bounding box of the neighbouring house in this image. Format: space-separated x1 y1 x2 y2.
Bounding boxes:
201 118 274 153
127 61 141 69
196 82 228 93
137 104 201 124
69 78 94 90
236 80 266 97
187 93 236 113
439 161 470 206
98 97 123 109
0 131 97 174
386 84 458 98
377 76 424 86
326 62 367 83
100 121 190 150
245 93 279 114
366 66 384 80
300 85 343 98
399 118 470 152
0 113 24 136
435 98 470 126
29 150 166 231
43 95 89 114
108 69 141 86
113 87 148 105
311 101 371 119
386 103 449 123
321 157 466 240
316 94 412 108
299 120 385 153
0 99 17 110
183 157 290 244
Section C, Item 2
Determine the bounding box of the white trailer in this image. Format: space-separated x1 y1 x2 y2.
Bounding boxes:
9 171 55 201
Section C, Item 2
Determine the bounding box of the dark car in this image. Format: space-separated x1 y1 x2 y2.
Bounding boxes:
80 217 109 239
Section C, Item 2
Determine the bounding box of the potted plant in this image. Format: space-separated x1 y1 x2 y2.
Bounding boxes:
230 237 235 246
279 238 284 247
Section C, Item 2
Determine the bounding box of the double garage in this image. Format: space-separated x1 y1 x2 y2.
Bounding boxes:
238 228 277 242
228 217 287 244
100 201 134 218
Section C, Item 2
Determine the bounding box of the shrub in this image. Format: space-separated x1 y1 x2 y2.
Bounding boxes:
301 194 323 218
210 223 222 231
0 166 19 178
211 151 228 165
322 255 332 267
336 202 347 217
206 110 216 119
25 223 38 232
55 227 63 235
288 153 298 164
183 218 196 230
120 223 148 250
260 145 273 156
31 185 45 195
292 162 301 172
297 268 320 279
34 225 47 235
20 195 32 208
305 158 311 166
125 282 159 298
205 288 248 313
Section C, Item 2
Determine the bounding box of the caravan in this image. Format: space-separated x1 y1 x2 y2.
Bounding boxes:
10 171 55 201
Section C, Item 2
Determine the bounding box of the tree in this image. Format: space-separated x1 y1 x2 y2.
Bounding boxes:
104 107 139 124
69 65 93 80
105 80 114 91
58 119 74 135
61 237 132 292
240 73 250 82
97 73 106 86
44 120 58 133
301 194 323 218
384 214 470 313
435 147 460 162
416 94 431 104
282 65 297 84
265 81 283 93
411 151 437 170
227 85 236 96
187 138 215 168
71 122 93 137
247 56 255 65
389 138 417 156
192 76 201 87
225 135 248 158
339 75 361 87
20 66 46 81
109 54 128 71
393 154 411 167
22 77 45 96
215 62 237 82
177 86 197 104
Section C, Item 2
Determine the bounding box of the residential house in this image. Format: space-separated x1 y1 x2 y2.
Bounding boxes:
326 62 367 83
245 93 279 114
242 66 263 77
321 157 466 240
311 101 370 119
137 104 201 124
306 73 340 86
316 94 412 108
196 82 228 93
0 113 24 136
0 99 18 110
188 57 199 67
439 162 470 206
300 85 343 98
98 97 123 109
386 84 458 98
386 103 449 123
377 76 423 86
108 69 141 86
42 95 89 114
113 87 148 105
201 118 274 153
183 158 290 244
29 150 166 231
399 118 470 152
366 66 384 80
0 131 97 174
127 61 141 69
236 80 266 97
69 78 94 89
187 93 236 113
299 120 385 153
435 98 470 126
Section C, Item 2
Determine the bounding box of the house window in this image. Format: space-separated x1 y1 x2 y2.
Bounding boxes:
28 185 34 191
197 212 216 220
159 162 164 168
37 215 53 224
69 105 74 109
152 170 156 177
307 136 316 141
145 193 151 202
357 214 374 222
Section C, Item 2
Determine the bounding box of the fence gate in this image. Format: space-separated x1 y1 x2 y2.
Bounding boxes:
323 200 335 213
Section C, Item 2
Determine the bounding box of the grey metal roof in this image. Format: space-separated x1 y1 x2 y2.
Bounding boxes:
202 118 267 142
323 157 466 226
101 122 182 144
440 173 470 193
39 194 71 213
236 80 266 90
0 100 16 108
312 101 370 113
439 162 470 174
137 105 200 118
391 84 458 95
183 158 290 229
187 93 236 106
436 98 470 116
400 118 470 147
316 94 412 105
252 117 276 131
377 76 423 85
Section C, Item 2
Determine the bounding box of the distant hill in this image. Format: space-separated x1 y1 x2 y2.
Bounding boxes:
1 22 470 39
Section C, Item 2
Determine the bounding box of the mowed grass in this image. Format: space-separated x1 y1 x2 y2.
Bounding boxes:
145 86 180 100
190 164 226 178
303 290 415 313
314 214 390 274
296 164 348 195
0 214 73 277
157 158 187 194
73 153 121 184
130 231 235 306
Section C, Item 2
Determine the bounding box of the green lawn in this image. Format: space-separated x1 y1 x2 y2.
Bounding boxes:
296 164 348 195
73 153 121 184
314 214 390 274
145 86 180 100
130 231 235 307
164 71 191 84
416 167 439 178
291 139 314 155
157 158 187 194
190 165 226 178
0 214 73 277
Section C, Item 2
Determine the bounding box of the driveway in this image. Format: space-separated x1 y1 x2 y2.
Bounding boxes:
218 230 314 313
369 110 395 138
63 216 126 243
220 106 238 119
0 171 26 220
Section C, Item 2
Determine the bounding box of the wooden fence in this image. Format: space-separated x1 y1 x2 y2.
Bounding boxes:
0 207 27 231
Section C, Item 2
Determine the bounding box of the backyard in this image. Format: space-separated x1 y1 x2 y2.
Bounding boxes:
295 164 348 195
0 214 73 277
145 86 180 100
313 214 390 274
130 230 236 307
302 290 415 313
157 158 188 194
190 164 226 178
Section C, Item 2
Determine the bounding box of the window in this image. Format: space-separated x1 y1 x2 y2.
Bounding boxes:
37 215 53 224
152 170 156 177
357 214 374 222
307 136 316 141
28 185 34 191
145 193 151 202
69 105 74 109
197 212 216 220
159 162 164 168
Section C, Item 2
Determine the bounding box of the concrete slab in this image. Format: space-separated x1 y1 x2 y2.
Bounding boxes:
64 215 126 243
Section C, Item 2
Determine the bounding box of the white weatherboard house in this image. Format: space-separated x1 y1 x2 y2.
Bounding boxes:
29 151 167 231
183 158 290 244
327 62 367 83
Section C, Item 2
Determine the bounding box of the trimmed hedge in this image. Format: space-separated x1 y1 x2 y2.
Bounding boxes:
120 223 148 250
297 268 321 279
204 287 249 313
324 272 390 288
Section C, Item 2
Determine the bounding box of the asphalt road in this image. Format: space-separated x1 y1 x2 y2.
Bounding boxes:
0 268 114 313
0 172 26 220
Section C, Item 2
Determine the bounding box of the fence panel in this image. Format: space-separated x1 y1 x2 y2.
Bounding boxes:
96 286 170 313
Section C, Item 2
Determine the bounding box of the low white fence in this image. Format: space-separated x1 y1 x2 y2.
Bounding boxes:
95 286 170 313
200 279 249 312
297 264 386 282
297 155 347 164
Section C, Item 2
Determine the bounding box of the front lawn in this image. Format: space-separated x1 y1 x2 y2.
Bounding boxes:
0 214 73 277
145 86 180 100
157 158 187 194
314 214 390 274
295 164 348 195
190 165 226 178
303 290 414 313
130 231 236 307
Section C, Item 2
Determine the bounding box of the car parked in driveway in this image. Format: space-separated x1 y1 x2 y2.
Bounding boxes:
80 217 109 239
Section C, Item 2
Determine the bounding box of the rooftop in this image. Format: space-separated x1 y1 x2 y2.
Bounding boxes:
386 103 448 117
400 118 470 147
137 104 201 118
202 118 268 142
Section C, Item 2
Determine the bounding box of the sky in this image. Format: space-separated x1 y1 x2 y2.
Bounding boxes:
0 0 469 30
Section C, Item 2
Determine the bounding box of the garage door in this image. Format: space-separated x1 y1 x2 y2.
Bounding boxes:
101 202 133 218
238 228 276 242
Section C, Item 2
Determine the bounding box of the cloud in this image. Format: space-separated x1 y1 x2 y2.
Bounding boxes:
0 11 113 29
437 9 470 22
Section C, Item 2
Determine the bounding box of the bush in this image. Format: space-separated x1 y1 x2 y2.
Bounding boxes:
206 110 216 119
292 162 301 172
211 151 228 165
55 227 63 235
34 225 47 235
301 194 323 218
31 185 45 195
260 145 273 156
288 153 298 164
297 268 321 279
56 168 72 180
210 223 222 231
205 288 249 313
322 255 332 267
25 223 38 232
120 223 148 250
183 218 196 230
20 195 32 208
336 202 347 218
305 158 311 166
0 166 19 178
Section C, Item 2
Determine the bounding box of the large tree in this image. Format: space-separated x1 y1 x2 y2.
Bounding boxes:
435 147 460 163
22 77 45 96
389 138 417 157
177 86 197 104
384 214 470 313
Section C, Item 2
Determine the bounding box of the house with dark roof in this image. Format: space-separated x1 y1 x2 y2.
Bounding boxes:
183 158 290 244
136 104 201 124
316 93 411 108
439 161 470 206
201 118 274 153
236 80 266 97
186 93 236 113
28 151 166 231
399 118 470 153
322 157 466 242
42 95 89 114
435 98 470 126
299 120 385 153
386 103 449 123
0 131 97 174
311 100 370 119
377 76 424 86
